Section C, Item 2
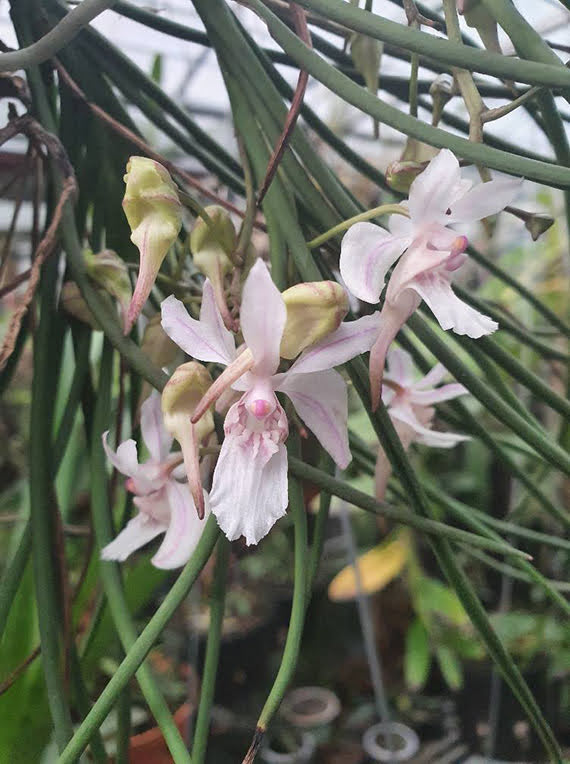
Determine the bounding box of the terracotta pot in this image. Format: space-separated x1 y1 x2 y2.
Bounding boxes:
124 702 193 764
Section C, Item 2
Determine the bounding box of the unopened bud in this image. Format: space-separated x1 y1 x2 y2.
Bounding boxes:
280 281 349 359
190 206 237 329
142 313 179 370
162 362 214 519
386 159 427 194
429 74 454 126
122 157 182 333
190 206 236 273
162 362 214 445
458 0 501 55
525 213 555 242
61 281 100 329
84 249 132 333
350 33 383 137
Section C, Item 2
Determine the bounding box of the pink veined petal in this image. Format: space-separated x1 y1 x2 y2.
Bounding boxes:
368 291 421 410
384 347 415 388
101 513 167 562
447 176 522 224
152 481 210 569
286 313 382 376
240 259 286 377
102 432 139 477
199 280 237 360
408 149 461 225
410 382 468 406
390 403 469 448
339 222 409 303
413 362 448 390
278 369 351 469
385 239 452 302
209 435 288 545
140 390 172 462
161 291 236 366
410 272 498 338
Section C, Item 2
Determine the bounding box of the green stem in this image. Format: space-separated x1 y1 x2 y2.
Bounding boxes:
288 458 528 559
257 443 308 732
191 537 230 764
306 453 334 595
58 516 219 763
89 341 192 763
0 522 32 641
294 0 570 90
307 203 409 248
246 0 570 189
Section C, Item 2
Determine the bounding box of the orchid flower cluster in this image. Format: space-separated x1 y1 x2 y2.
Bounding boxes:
100 150 519 567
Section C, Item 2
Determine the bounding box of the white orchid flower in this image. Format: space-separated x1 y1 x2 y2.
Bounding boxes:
161 259 380 545
340 149 521 407
101 391 209 568
375 347 469 500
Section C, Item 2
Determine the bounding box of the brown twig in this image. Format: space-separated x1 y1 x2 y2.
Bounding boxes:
0 175 76 370
256 4 311 206
54 60 265 229
0 646 41 697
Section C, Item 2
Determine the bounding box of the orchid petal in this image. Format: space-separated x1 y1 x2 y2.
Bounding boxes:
408 149 462 224
161 287 236 366
384 347 415 387
140 390 172 462
152 481 210 568
386 240 452 301
101 513 166 562
369 292 421 410
199 280 237 359
410 382 468 406
391 403 469 448
447 176 522 224
286 313 382 376
102 432 139 477
279 369 351 469
339 222 409 303
209 435 288 545
240 259 286 376
410 273 498 338
413 363 448 390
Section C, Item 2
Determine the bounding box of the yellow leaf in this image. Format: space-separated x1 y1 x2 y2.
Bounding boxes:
328 529 410 602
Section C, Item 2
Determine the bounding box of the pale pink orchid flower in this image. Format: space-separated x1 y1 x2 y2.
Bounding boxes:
340 149 521 408
161 259 381 545
101 391 210 568
375 347 469 500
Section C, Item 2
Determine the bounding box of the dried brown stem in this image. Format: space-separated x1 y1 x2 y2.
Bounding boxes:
256 4 311 205
0 176 76 370
0 646 41 697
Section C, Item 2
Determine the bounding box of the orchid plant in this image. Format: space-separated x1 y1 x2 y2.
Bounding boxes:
340 149 521 408
374 348 469 500
101 391 210 568
161 259 381 544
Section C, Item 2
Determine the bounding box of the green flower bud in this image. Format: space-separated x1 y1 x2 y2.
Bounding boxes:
122 156 182 333
84 249 132 333
525 213 555 242
60 281 100 330
190 206 237 329
386 138 437 194
162 362 214 446
280 281 349 359
162 362 215 519
350 33 383 137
